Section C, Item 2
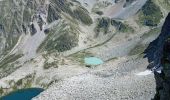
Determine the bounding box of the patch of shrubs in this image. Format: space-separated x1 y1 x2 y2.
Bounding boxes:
95 17 110 37
139 0 163 26
73 7 93 25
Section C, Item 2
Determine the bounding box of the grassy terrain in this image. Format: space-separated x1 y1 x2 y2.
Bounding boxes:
0 87 3 95
106 57 118 62
94 17 134 37
157 0 170 10
95 17 111 36
0 74 35 96
43 61 58 69
111 19 134 33
0 0 37 58
141 27 161 39
128 44 147 56
0 35 20 57
39 0 94 53
138 0 163 26
53 33 78 52
0 54 23 69
47 5 60 23
73 7 93 25
129 27 161 56
69 51 93 65
37 20 79 53
95 11 103 15
49 0 93 25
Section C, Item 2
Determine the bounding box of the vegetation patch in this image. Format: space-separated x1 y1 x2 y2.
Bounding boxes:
0 53 23 78
54 33 78 52
138 0 163 26
37 21 79 53
50 0 93 25
47 5 60 23
95 11 103 15
0 74 35 96
69 51 93 65
73 7 93 25
43 61 58 69
0 1 32 58
111 19 134 33
157 0 170 10
95 17 111 37
106 57 118 62
0 87 3 96
0 54 23 69
129 28 161 56
141 27 161 39
128 44 147 56
43 30 78 52
95 18 134 37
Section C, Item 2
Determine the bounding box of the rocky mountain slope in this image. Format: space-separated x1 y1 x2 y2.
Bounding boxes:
0 0 169 99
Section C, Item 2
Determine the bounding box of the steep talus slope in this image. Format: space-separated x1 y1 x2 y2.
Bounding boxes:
38 0 92 53
0 0 49 79
0 0 35 78
0 0 24 57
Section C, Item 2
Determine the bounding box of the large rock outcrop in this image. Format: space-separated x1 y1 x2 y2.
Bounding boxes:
153 38 170 100
144 13 170 70
145 13 170 100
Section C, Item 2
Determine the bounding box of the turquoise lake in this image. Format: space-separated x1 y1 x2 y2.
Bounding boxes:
85 57 104 65
0 88 44 100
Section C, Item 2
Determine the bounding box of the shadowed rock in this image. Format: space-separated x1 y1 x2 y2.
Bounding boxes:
30 24 37 35
144 13 170 70
146 13 170 100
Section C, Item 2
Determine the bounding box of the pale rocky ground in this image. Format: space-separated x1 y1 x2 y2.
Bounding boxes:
33 56 156 100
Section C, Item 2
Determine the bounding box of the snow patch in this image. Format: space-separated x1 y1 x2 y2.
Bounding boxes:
136 70 153 76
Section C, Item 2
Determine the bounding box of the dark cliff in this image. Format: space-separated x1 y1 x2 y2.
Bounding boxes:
144 13 170 70
144 13 170 100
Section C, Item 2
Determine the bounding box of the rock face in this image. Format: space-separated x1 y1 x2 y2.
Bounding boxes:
144 13 170 70
153 37 170 100
144 13 170 100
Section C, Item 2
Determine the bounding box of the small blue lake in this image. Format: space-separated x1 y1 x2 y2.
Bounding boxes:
85 57 104 65
0 88 44 100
